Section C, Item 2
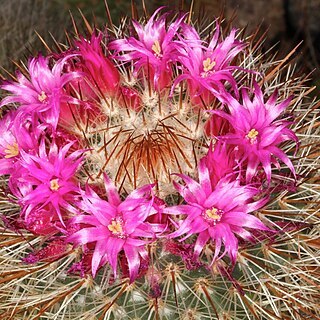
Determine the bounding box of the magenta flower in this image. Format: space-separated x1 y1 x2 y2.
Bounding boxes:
9 140 84 225
0 111 40 175
67 175 156 282
76 33 120 97
202 141 238 188
117 86 142 111
212 84 298 182
173 23 246 106
166 158 268 264
23 205 61 235
0 54 82 129
109 8 185 90
0 111 21 174
204 113 231 137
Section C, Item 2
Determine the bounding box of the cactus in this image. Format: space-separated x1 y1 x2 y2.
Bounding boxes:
0 3 319 320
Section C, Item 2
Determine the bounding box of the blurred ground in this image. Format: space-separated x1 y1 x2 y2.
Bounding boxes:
0 0 319 81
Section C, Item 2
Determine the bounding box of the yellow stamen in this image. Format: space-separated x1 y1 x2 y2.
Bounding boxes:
246 128 259 140
4 142 19 158
50 179 60 191
203 57 216 72
205 207 221 221
38 91 47 103
151 40 162 56
108 220 123 235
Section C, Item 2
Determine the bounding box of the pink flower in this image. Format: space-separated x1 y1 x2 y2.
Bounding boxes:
0 111 40 175
166 157 268 265
202 141 238 188
173 23 246 106
0 111 21 174
117 86 142 111
76 33 120 98
24 205 60 235
9 140 84 226
109 8 185 90
147 196 167 226
0 54 82 129
212 84 298 182
204 113 231 137
67 175 156 282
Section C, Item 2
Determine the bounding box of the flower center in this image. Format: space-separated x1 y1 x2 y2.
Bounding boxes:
246 128 259 144
203 207 223 226
4 142 19 158
107 217 126 238
50 179 60 191
203 57 216 72
38 91 48 103
151 40 162 57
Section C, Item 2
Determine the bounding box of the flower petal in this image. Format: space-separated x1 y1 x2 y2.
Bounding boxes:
193 230 210 259
106 237 125 278
68 226 108 246
124 244 141 282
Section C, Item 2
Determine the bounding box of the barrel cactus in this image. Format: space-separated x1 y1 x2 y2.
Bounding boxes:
0 4 319 320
